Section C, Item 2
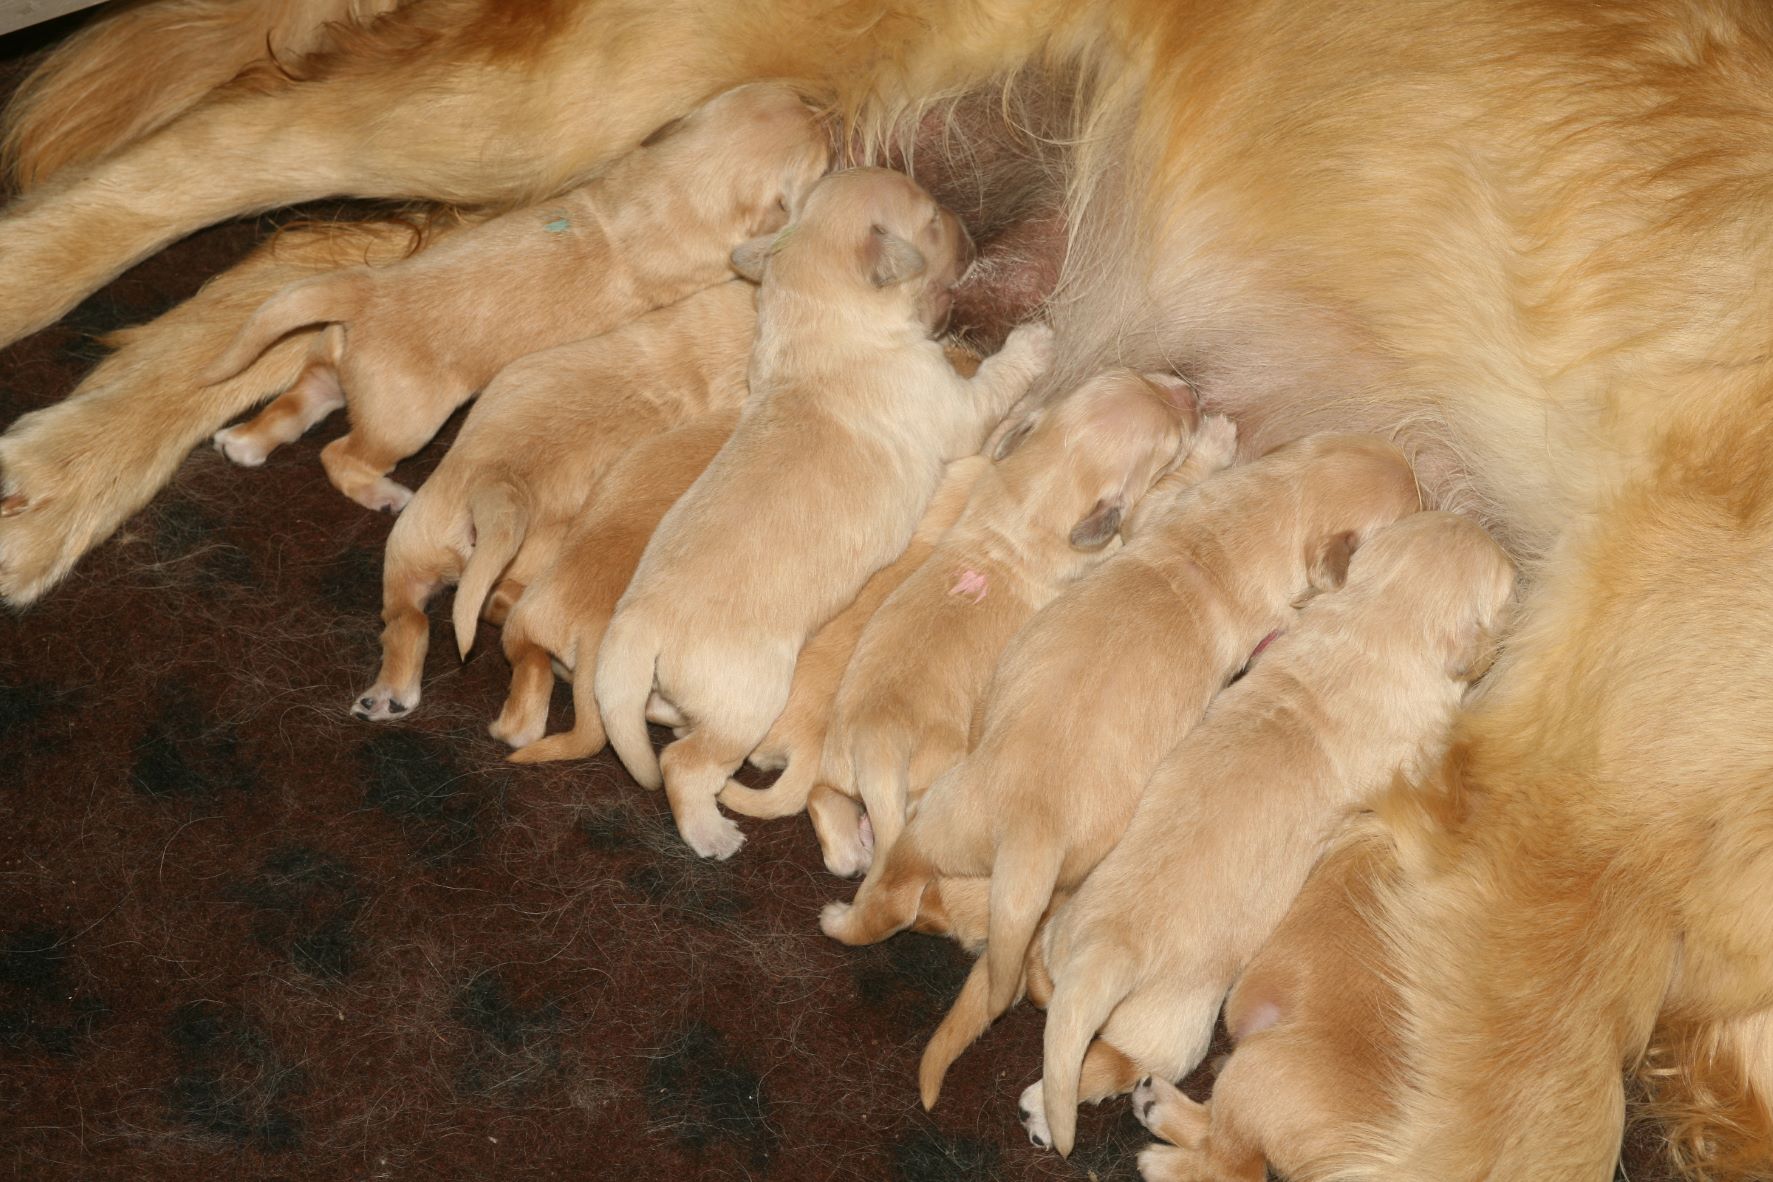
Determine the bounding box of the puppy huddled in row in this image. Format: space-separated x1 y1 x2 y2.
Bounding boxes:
205 82 827 511
352 282 755 721
595 166 1054 859
819 435 1422 1039
488 408 740 758
1029 510 1517 1157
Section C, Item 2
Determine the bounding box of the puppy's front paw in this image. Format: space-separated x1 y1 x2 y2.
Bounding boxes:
1002 321 1057 375
680 811 746 860
1135 1142 1203 1182
1018 1079 1053 1150
212 425 272 468
352 684 416 721
1188 414 1239 473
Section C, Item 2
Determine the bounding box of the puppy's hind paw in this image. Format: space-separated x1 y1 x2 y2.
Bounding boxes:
1131 1073 1209 1150
352 684 416 721
818 900 858 941
349 478 413 515
212 425 272 468
679 811 745 860
1018 1079 1053 1150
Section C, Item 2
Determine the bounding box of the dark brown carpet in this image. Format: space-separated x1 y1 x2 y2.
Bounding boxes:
0 12 1679 1181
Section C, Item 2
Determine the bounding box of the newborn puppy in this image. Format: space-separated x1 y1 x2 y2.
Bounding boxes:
819 434 1421 1040
824 376 1229 864
353 281 754 720
489 409 739 757
1130 829 1397 1182
717 454 987 877
595 166 1053 859
204 82 826 511
1032 511 1516 1157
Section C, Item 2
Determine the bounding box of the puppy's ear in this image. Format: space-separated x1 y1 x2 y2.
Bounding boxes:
990 413 1039 461
1140 371 1199 415
731 235 775 282
865 224 927 287
1448 621 1501 682
1304 530 1356 596
1069 498 1124 550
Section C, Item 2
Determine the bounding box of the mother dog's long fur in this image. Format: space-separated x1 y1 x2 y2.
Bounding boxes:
3 1 1772 1177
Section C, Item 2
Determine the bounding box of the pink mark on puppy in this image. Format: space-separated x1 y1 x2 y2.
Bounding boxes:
948 569 989 603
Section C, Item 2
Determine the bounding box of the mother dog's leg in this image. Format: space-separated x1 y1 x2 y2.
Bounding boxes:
0 220 422 605
1371 407 1773 1180
0 0 746 350
2 0 406 193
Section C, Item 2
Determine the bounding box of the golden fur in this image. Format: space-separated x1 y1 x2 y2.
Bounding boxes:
354 281 754 720
1031 511 1516 1157
717 452 986 877
1130 829 1397 1182
818 436 1421 1023
489 410 740 759
4 1 1773 1174
819 373 1221 865
594 167 1051 859
203 82 825 510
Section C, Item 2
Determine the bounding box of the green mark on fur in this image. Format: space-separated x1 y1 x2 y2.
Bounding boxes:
544 213 571 233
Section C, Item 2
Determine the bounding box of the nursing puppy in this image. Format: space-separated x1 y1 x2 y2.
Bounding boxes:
354 281 754 720
1032 511 1516 1157
1130 829 1399 1182
595 167 1054 859
489 409 739 756
718 454 987 878
824 376 1228 862
202 82 826 511
819 435 1420 1034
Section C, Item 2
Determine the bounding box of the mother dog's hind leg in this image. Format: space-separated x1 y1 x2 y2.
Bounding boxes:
0 0 757 351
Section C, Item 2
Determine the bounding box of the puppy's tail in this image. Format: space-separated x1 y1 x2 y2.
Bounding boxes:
453 484 529 660
718 744 825 818
201 271 367 385
510 622 611 764
594 614 664 789
985 842 1065 1021
1041 950 1135 1158
919 953 1016 1110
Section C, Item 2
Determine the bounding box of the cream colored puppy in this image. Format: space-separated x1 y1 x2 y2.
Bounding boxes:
718 454 987 877
824 376 1229 865
1129 830 1398 1182
819 435 1421 1035
489 409 740 757
203 83 826 511
353 282 754 720
1031 511 1516 1157
595 167 1054 859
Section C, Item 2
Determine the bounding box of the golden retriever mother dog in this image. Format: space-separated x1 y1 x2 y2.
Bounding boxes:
2 1 1770 1176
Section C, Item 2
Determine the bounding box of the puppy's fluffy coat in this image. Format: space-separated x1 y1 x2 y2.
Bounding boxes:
595 167 1052 859
822 373 1227 863
355 281 754 720
489 409 740 759
820 435 1421 1047
1032 511 1516 1156
203 82 825 511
